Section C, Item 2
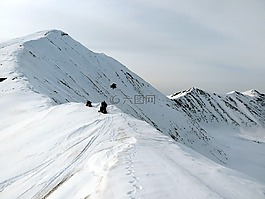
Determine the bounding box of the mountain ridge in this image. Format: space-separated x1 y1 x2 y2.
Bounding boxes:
169 87 265 128
0 29 229 165
1 30 265 198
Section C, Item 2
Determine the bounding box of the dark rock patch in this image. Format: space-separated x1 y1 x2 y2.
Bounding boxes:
0 77 7 82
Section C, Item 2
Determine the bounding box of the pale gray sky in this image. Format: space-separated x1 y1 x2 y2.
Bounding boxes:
1 0 264 94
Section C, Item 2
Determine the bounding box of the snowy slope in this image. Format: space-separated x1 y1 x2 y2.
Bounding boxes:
170 87 265 182
0 78 265 198
0 30 227 164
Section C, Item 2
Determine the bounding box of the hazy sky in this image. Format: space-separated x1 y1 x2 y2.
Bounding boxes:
1 0 264 94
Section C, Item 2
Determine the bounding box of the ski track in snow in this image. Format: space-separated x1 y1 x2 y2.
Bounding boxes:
1 103 265 199
1 105 141 199
35 113 123 199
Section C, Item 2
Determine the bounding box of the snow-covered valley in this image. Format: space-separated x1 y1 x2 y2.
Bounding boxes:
0 30 265 198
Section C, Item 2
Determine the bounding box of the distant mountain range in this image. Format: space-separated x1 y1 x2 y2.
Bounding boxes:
170 87 265 128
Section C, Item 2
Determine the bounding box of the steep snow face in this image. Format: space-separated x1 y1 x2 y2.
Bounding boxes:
170 87 265 182
0 30 227 164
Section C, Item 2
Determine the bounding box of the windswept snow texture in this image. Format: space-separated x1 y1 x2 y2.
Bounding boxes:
0 30 265 198
0 81 265 199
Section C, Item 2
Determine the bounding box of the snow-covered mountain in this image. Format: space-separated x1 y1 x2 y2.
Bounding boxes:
0 30 227 164
170 87 265 181
170 87 265 128
0 30 265 198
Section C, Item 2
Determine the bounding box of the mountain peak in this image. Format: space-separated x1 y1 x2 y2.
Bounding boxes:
43 29 69 37
243 89 263 97
0 30 70 54
23 29 70 44
187 87 206 94
169 87 207 98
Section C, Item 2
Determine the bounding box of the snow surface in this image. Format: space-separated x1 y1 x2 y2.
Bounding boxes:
1 30 265 198
1 91 265 199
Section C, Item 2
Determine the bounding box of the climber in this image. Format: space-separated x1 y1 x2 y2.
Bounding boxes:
86 100 92 107
98 101 107 114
